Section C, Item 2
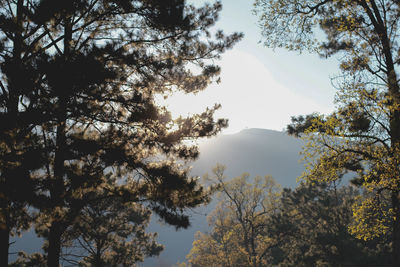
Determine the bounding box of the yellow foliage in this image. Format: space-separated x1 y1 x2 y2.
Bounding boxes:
185 168 281 266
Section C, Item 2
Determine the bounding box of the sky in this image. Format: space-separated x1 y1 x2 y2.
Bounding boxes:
161 0 341 134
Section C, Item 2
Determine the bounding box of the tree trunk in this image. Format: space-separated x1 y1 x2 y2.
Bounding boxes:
0 200 10 267
94 246 103 267
47 11 73 266
0 229 9 267
380 21 400 267
47 94 67 266
387 69 400 267
0 1 25 265
392 192 400 267
47 222 62 267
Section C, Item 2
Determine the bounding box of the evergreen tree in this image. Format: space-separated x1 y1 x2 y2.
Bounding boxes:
254 0 400 263
0 1 241 265
269 182 391 267
9 252 46 267
60 184 163 267
0 1 55 265
185 169 390 267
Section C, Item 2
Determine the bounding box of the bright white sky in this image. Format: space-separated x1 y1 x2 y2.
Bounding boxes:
160 0 341 134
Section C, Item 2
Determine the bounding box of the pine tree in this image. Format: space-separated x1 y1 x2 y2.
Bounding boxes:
60 183 163 267
0 1 241 266
269 182 391 266
0 0 53 265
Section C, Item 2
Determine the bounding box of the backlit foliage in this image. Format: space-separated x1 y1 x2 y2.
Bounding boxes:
187 165 281 267
0 0 241 265
255 0 400 260
184 169 391 266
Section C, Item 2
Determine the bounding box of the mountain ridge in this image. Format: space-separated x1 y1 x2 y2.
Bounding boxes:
143 128 305 266
10 128 306 266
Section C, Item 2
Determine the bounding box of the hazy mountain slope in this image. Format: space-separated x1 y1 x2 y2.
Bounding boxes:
10 129 305 266
192 128 304 187
143 128 305 266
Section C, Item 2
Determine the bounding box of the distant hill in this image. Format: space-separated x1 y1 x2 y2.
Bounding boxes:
10 128 306 266
192 128 304 188
143 128 305 266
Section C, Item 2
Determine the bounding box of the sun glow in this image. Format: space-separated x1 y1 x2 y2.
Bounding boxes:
158 49 333 134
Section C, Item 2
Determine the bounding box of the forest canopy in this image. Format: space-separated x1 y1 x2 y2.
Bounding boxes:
181 166 391 267
0 0 241 266
254 0 400 264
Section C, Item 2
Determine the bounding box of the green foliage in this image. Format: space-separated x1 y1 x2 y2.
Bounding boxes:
184 167 391 267
269 182 391 267
254 0 400 262
60 190 163 267
0 0 241 265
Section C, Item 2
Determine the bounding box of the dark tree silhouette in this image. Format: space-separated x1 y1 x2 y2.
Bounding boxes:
268 183 391 267
0 1 241 266
60 179 163 267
